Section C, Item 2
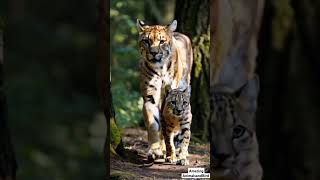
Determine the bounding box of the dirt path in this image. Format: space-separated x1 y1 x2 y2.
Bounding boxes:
111 128 210 179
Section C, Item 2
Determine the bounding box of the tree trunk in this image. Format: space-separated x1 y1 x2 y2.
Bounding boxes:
174 0 210 141
96 0 110 177
97 1 124 177
0 21 18 180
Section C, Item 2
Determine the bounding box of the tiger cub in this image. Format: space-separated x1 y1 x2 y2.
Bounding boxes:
210 76 263 180
162 85 192 165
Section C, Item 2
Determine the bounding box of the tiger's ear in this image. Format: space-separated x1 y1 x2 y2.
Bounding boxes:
136 19 147 32
237 75 260 112
167 20 177 32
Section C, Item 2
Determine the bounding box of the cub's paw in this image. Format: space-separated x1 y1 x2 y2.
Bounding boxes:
165 156 177 163
176 158 189 166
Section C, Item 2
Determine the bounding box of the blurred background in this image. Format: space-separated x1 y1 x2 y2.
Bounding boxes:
0 0 105 179
110 0 144 129
256 0 320 179
210 0 320 179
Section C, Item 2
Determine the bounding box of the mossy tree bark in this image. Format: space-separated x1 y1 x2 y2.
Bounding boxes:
108 84 124 156
174 0 210 141
0 20 18 180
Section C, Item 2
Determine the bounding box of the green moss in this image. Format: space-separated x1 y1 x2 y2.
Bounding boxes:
192 30 210 78
110 144 117 156
190 29 210 140
110 117 122 151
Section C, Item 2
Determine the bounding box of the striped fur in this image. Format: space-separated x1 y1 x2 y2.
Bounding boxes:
162 86 192 165
137 19 193 159
210 76 263 180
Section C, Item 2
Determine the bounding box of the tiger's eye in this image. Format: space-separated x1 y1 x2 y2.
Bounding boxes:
160 40 165 44
171 101 176 105
233 125 246 138
142 39 149 45
183 101 188 105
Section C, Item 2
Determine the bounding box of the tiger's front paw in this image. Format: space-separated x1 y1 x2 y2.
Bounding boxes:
176 158 189 166
147 148 164 160
165 156 177 163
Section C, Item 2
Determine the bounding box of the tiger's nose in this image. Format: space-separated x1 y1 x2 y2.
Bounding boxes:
150 52 158 57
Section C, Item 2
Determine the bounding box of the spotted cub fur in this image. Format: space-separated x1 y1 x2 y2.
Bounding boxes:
162 85 192 165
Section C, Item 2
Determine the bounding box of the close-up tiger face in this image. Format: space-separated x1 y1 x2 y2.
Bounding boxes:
164 85 191 117
210 76 262 179
136 19 177 63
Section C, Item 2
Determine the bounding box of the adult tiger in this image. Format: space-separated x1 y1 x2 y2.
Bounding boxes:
136 19 193 160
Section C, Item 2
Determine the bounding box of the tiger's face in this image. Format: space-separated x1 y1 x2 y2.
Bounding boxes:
164 86 191 117
210 77 260 178
136 19 177 63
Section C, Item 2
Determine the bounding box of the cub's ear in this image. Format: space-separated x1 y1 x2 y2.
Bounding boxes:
136 19 147 31
167 20 177 32
184 85 191 96
236 75 260 112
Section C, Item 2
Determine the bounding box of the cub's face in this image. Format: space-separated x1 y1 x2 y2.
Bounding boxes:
136 19 177 63
210 77 259 178
165 86 191 117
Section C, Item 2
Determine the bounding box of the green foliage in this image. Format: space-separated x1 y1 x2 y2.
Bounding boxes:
111 0 145 128
110 0 144 50
112 83 143 128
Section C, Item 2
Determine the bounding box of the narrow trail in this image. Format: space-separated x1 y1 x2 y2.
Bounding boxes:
111 128 210 179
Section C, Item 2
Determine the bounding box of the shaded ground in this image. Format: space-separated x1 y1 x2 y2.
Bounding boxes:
111 128 210 179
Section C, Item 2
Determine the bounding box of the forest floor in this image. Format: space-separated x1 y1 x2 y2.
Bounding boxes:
110 128 210 179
